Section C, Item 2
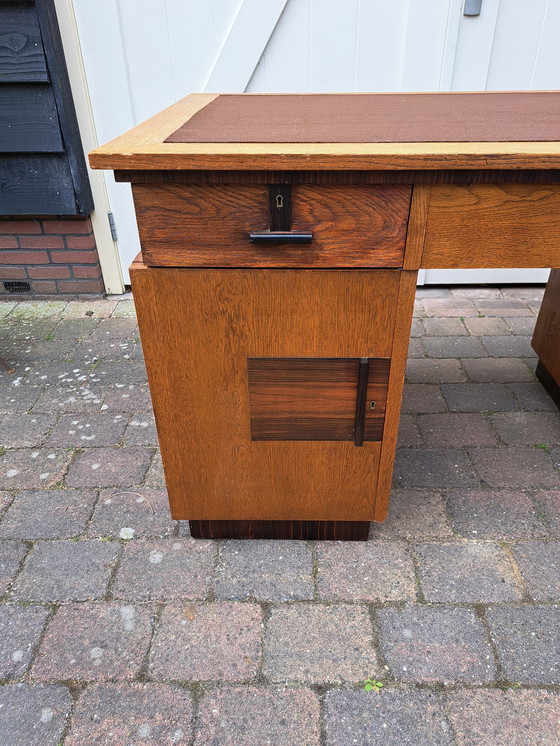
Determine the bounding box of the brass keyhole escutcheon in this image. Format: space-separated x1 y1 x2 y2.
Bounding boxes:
276 194 284 209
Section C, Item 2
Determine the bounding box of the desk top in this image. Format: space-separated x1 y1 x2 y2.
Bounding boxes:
89 92 560 172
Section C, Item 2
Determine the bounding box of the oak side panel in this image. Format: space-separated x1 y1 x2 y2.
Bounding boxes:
130 264 401 522
422 184 560 269
132 183 410 268
403 184 431 270
532 268 560 382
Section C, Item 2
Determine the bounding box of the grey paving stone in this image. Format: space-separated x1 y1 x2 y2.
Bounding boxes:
409 318 424 337
0 605 49 679
0 489 97 539
264 604 377 683
416 288 453 298
65 447 152 488
475 298 533 316
441 383 518 412
49 317 100 339
397 414 422 446
316 541 416 601
414 541 522 602
510 382 560 411
447 688 560 746
512 541 560 601
504 316 538 335
421 298 478 317
31 384 105 414
144 450 165 487
32 602 154 681
87 487 174 539
0 490 14 514
325 689 452 746
417 413 497 447
424 336 487 358
149 602 262 681
490 411 560 445
406 337 425 358
451 287 503 299
75 319 138 360
401 384 447 413
461 358 535 383
378 606 496 683
481 335 535 358
0 448 71 490
0 684 71 746
66 683 193 745
487 605 560 684
393 449 478 488
100 383 153 412
1 318 60 341
195 687 320 746
502 286 544 301
22 360 99 387
89 360 147 386
46 413 128 447
469 447 559 488
0 414 56 448
0 386 43 414
12 539 119 602
446 489 547 539
421 317 468 336
123 414 158 446
464 316 511 336
369 489 453 539
0 540 27 595
2 337 79 362
215 541 313 601
537 490 560 534
61 299 117 319
114 538 216 600
406 358 466 383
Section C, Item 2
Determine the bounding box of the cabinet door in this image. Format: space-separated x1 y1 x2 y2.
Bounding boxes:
131 265 412 522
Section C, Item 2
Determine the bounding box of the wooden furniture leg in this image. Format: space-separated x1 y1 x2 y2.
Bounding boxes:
532 269 560 410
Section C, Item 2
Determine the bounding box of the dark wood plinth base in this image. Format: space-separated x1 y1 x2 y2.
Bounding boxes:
189 520 370 540
536 360 560 411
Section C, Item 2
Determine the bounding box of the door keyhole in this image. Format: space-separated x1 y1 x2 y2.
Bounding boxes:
276 194 284 209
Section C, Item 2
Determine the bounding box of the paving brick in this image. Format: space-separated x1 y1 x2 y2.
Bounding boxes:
464 316 511 335
215 540 313 601
0 489 96 539
66 683 193 745
114 539 215 600
0 684 71 746
421 298 478 317
441 383 518 412
415 541 522 602
113 300 137 318
446 489 547 540
512 541 560 600
144 450 165 487
537 490 560 534
421 317 468 336
123 414 158 446
0 540 27 595
509 382 560 411
394 449 478 488
469 446 558 488
76 319 138 361
61 300 118 319
369 489 453 539
325 689 452 746
2 336 78 361
149 602 262 681
504 316 537 335
0 448 71 489
0 414 56 448
0 300 17 317
0 605 49 678
487 605 560 684
416 288 453 298
481 335 535 357
397 414 422 446
317 541 416 601
264 604 377 683
31 384 105 414
9 301 67 319
424 336 487 358
490 411 560 445
101 383 153 412
417 412 497 447
195 687 320 746
88 488 174 539
378 606 496 683
451 287 503 299
475 298 533 316
406 358 466 383
409 318 424 337
12 539 119 601
461 358 535 383
32 602 154 681
502 286 544 301
406 337 425 358
401 384 447 413
90 360 147 386
0 386 43 413
447 688 560 746
47 413 128 447
65 447 152 488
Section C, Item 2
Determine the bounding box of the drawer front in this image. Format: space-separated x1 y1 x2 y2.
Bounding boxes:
422 184 560 269
132 183 411 268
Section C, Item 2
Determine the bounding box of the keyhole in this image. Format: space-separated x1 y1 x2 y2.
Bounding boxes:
369 401 376 410
276 194 284 209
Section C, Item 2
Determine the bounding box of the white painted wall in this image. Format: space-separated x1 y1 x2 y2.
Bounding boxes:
71 0 559 286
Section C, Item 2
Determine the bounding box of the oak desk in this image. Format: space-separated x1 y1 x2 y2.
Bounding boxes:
90 92 560 540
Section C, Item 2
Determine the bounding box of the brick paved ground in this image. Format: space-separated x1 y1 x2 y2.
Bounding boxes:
0 289 559 745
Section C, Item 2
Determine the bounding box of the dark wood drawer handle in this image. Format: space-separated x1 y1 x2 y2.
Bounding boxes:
249 231 313 244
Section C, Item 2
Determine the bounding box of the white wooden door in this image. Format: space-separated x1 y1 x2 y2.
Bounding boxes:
71 0 559 285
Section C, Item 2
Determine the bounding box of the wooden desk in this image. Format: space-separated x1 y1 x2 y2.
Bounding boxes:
90 92 560 540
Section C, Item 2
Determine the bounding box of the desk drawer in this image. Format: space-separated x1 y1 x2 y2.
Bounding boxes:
132 183 411 268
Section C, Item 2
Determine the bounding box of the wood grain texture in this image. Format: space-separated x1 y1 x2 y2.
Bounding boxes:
189 520 370 540
0 84 63 152
131 262 402 521
0 4 48 83
422 184 560 269
373 270 418 521
247 357 390 441
532 268 560 381
132 183 410 268
403 184 431 270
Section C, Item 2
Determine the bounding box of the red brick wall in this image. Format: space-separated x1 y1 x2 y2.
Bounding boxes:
0 216 105 297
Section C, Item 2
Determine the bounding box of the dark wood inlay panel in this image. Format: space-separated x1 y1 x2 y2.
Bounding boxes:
189 519 370 541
